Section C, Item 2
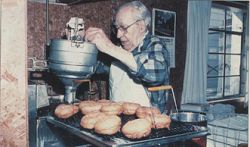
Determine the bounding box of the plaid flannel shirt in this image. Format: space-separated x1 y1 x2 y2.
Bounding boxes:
129 33 170 112
95 33 170 112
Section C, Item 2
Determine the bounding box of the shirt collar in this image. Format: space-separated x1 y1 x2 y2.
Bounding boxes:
132 31 151 55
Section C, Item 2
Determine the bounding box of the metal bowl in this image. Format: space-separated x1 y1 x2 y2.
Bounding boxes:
48 39 98 79
170 112 207 123
48 39 98 103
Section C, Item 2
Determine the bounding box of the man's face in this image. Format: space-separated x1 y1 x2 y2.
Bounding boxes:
115 7 146 51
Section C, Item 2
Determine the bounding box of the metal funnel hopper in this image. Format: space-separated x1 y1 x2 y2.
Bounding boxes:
48 39 98 103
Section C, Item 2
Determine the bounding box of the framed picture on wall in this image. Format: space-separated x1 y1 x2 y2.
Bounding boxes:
152 8 176 38
152 8 176 68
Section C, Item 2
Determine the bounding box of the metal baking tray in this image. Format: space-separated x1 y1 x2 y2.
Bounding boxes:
46 112 209 147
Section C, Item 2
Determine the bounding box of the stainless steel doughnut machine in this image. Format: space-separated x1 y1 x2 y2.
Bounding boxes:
48 17 98 104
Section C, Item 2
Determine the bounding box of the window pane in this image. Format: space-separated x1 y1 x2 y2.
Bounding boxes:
208 31 224 53
210 7 225 30
207 54 224 77
226 34 242 54
207 4 244 100
226 7 243 32
207 77 223 98
225 55 241 76
224 76 240 96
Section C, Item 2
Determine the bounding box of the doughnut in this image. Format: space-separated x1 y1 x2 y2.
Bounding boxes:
136 106 161 118
97 99 113 106
100 102 123 115
80 112 106 129
79 100 102 115
145 114 171 129
122 118 151 139
122 102 140 115
94 115 121 135
54 104 79 119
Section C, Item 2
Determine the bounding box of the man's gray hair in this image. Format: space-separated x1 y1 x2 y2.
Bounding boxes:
118 1 151 31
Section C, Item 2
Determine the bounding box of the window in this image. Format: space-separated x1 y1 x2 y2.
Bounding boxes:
207 3 247 100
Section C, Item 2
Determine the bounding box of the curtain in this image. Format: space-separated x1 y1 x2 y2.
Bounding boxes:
181 0 212 104
243 10 249 107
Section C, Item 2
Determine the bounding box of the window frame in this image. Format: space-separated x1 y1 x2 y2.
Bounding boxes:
206 3 247 100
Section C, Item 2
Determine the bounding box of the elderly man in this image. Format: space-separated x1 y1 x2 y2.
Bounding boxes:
85 1 170 113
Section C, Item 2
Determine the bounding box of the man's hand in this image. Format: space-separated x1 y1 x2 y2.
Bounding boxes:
85 27 115 53
85 27 137 71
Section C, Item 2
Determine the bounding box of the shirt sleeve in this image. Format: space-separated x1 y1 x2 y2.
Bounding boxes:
130 42 170 86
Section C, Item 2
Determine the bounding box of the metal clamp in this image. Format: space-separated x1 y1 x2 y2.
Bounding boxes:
28 57 48 71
